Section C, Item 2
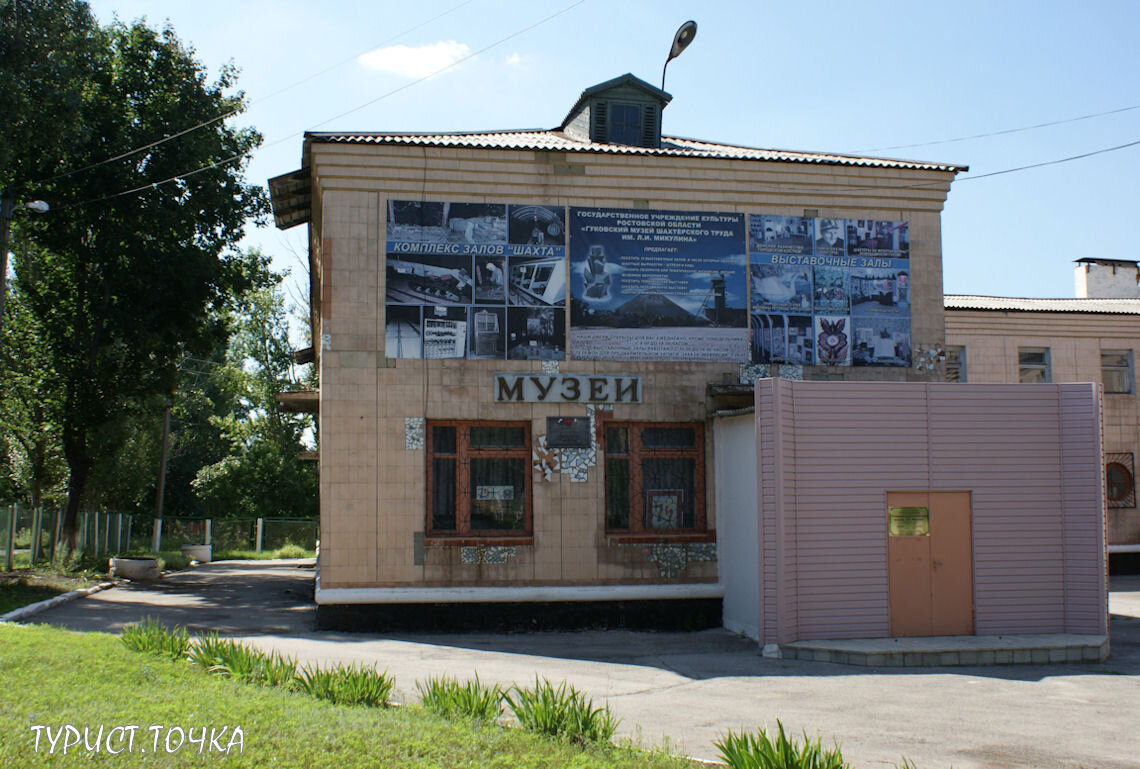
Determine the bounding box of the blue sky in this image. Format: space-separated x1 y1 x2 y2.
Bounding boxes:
86 0 1140 321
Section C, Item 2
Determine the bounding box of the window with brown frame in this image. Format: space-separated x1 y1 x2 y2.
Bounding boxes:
427 421 532 538
604 422 707 536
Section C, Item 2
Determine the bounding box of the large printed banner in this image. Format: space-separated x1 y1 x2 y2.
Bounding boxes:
383 201 911 367
568 207 749 361
749 215 910 367
384 201 567 360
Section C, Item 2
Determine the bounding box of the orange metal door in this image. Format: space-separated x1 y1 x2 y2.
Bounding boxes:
887 491 973 637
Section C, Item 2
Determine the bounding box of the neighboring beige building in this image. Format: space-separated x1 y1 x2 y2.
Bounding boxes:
945 258 1140 550
270 74 964 628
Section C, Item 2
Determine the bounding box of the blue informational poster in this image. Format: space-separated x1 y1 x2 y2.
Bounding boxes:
568 207 749 362
384 200 567 360
749 216 911 367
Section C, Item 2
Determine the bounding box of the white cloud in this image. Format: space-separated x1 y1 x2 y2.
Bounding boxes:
358 40 471 78
506 52 521 66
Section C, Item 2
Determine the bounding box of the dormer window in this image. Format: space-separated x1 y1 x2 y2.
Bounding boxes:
560 74 671 149
608 103 643 145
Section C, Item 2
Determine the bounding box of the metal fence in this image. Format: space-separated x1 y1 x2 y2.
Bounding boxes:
152 516 318 554
1 504 317 570
1 505 134 570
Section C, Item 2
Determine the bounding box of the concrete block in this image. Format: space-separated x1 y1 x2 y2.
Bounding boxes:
940 652 959 666
1048 648 1067 663
1012 650 1031 664
995 650 1013 664
904 653 922 667
865 653 887 667
1031 650 1049 665
978 650 996 665
959 651 979 666
1065 648 1084 663
1082 645 1104 661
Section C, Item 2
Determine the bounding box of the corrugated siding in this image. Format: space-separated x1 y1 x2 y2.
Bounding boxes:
756 380 1106 643
928 385 1065 634
1059 383 1108 634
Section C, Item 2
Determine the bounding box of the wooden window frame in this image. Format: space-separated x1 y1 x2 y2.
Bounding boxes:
1101 349 1134 394
602 421 710 542
425 420 533 543
1018 346 1051 383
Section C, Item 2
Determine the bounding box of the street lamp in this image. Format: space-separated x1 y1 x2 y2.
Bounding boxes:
661 20 698 92
0 189 50 350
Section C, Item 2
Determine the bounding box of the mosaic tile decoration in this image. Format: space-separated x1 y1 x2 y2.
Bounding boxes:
532 404 613 483
459 545 519 565
405 417 425 450
777 364 804 380
739 363 770 384
913 344 945 372
643 542 719 578
541 360 561 374
532 435 559 482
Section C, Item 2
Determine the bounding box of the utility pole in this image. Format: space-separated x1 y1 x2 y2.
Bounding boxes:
151 399 172 552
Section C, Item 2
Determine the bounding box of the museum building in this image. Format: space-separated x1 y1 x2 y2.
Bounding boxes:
269 74 1107 649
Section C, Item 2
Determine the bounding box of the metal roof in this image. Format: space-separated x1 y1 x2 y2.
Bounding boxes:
945 295 1140 315
304 129 967 173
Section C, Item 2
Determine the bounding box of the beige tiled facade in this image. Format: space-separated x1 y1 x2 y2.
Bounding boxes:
945 308 1140 545
301 137 957 594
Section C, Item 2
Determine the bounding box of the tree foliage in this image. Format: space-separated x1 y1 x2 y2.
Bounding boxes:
1 0 269 544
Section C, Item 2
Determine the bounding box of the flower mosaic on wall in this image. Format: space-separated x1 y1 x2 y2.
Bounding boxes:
739 363 770 384
405 417 425 450
642 542 718 578
777 364 804 380
912 344 945 373
530 404 612 483
540 360 561 374
459 545 519 565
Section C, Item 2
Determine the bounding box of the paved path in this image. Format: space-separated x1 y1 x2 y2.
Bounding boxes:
25 561 1140 769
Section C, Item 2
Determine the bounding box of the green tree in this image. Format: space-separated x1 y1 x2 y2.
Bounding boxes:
193 274 317 519
1 1 268 547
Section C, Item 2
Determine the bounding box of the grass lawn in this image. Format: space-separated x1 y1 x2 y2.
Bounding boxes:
0 624 694 768
0 571 99 615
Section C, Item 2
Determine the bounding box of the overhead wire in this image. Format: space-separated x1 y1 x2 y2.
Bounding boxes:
853 103 1140 153
60 0 587 211
32 0 478 186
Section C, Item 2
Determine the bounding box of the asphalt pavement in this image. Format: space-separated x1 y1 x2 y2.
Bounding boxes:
19 560 1140 769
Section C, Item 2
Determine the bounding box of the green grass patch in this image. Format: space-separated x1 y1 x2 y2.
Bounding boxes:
0 570 99 615
212 546 315 560
1 624 691 768
119 618 190 659
716 721 849 769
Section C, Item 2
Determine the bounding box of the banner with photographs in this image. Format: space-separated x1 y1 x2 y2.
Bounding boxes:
568 207 748 361
384 201 567 360
749 217 910 367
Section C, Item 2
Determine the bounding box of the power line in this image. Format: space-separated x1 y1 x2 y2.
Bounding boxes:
854 103 1140 153
32 0 478 186
61 0 588 211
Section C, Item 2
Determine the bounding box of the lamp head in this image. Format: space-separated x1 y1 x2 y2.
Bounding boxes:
668 20 697 62
24 200 49 214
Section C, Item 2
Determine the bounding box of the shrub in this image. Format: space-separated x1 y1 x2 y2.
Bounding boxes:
295 662 393 708
715 721 849 769
119 618 190 660
416 674 504 721
505 678 619 746
273 543 309 559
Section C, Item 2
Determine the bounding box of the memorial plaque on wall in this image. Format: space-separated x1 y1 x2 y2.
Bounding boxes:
545 417 592 448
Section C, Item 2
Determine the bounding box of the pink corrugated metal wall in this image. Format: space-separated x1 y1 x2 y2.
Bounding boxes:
755 380 1107 644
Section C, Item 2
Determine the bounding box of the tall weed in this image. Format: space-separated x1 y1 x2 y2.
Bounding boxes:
505 678 619 745
715 721 849 769
295 662 393 708
119 618 189 660
416 675 504 721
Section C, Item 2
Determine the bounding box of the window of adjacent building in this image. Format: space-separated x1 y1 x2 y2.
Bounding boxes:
427 421 531 537
945 345 966 383
1107 453 1136 509
1018 347 1051 383
604 422 706 534
1101 350 1134 394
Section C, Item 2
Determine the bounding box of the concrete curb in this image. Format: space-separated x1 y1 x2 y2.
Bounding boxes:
0 580 117 623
